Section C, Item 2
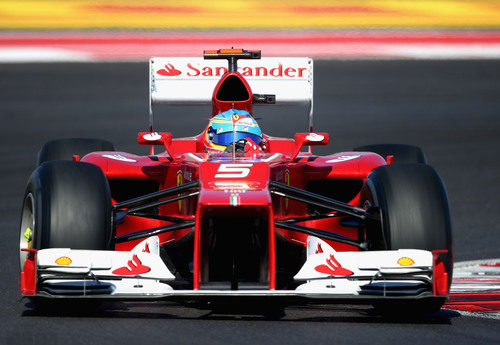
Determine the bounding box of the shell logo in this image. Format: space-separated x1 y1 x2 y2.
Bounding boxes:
397 257 415 266
55 256 72 266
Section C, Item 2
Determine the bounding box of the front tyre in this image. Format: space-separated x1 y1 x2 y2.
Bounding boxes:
360 164 453 316
19 161 113 270
37 138 115 165
354 144 426 164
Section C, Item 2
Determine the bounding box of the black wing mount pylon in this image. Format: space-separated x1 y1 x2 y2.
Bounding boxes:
203 49 261 72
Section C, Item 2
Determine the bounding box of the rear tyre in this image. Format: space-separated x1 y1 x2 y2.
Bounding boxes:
360 164 453 316
354 144 426 164
20 161 113 308
37 138 115 165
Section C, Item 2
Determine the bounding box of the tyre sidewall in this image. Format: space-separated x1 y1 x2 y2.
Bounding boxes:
362 164 453 280
26 161 113 250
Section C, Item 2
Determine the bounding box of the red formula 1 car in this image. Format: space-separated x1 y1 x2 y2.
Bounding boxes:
19 49 453 316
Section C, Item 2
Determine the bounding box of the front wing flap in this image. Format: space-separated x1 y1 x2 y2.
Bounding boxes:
294 237 435 297
23 237 175 297
22 237 445 303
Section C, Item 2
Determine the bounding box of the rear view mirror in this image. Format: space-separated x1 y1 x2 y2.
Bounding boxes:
137 132 172 146
295 132 329 146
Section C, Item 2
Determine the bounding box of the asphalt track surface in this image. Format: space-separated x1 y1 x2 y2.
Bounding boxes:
0 60 499 344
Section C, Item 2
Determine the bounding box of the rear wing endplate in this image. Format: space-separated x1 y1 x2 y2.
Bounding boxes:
149 57 313 131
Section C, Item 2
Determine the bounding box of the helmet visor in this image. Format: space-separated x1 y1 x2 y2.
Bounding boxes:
211 131 262 146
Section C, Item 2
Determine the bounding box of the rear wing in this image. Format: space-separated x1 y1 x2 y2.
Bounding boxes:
149 57 314 131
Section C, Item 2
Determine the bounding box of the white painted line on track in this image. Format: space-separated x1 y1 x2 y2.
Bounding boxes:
2 45 500 62
383 44 500 59
454 258 500 268
0 48 92 63
444 309 500 320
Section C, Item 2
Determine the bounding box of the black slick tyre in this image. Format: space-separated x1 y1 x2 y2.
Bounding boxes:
20 160 113 269
360 163 453 316
20 161 113 310
37 138 115 165
354 144 426 164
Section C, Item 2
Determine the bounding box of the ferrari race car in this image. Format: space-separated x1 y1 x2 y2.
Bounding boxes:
19 49 453 316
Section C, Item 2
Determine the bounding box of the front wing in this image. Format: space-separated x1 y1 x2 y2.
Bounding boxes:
21 237 448 305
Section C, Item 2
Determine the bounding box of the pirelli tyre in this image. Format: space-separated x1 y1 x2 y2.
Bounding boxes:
20 161 113 268
359 163 453 316
37 138 115 165
354 144 426 164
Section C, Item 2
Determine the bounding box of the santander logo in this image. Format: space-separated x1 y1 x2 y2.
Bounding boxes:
156 62 307 78
112 254 151 276
157 63 182 76
315 254 353 276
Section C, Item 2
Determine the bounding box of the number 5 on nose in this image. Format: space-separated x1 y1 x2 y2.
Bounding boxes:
215 164 253 178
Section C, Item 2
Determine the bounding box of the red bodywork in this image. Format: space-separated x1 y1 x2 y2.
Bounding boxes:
80 64 387 291
18 51 453 305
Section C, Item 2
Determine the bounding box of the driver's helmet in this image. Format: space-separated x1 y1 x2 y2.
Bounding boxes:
204 109 262 152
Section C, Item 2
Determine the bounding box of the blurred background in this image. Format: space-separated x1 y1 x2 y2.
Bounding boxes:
0 1 499 337
0 0 500 61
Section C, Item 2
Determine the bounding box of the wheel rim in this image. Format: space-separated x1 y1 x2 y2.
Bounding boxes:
19 193 35 270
